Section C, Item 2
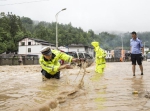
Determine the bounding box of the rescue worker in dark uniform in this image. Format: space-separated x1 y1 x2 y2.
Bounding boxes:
130 31 144 76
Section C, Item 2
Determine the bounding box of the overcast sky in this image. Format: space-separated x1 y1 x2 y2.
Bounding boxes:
0 0 150 33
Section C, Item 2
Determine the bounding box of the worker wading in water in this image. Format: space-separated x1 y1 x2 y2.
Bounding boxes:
91 41 106 74
39 46 79 81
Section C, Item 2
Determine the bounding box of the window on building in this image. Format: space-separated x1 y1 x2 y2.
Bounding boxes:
28 42 31 45
21 42 25 46
28 48 31 53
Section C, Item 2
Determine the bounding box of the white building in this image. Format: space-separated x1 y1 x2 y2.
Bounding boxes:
104 50 112 58
59 44 94 57
18 37 55 57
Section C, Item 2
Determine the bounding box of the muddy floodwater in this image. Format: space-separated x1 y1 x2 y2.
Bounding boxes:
1 61 150 111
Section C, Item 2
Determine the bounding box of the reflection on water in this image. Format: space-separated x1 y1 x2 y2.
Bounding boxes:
132 76 144 97
0 62 150 111
90 72 104 81
95 97 106 110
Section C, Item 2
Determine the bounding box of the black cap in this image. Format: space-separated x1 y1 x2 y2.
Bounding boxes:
131 31 136 35
40 47 52 55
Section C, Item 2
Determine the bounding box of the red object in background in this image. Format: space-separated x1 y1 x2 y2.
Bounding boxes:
58 49 65 65
59 59 64 65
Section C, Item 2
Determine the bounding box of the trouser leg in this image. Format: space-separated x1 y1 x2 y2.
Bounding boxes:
96 65 103 74
41 69 60 80
53 71 60 79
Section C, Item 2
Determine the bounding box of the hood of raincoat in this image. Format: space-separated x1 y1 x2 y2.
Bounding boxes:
91 42 99 48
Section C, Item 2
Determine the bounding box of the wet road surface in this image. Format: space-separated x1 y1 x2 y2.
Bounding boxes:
0 61 150 111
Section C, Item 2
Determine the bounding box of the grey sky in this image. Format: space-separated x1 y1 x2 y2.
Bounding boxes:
0 0 150 33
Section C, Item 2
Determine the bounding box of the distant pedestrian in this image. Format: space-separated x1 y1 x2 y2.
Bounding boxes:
130 31 144 76
18 55 23 65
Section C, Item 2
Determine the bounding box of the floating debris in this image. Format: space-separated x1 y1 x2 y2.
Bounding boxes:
132 91 138 94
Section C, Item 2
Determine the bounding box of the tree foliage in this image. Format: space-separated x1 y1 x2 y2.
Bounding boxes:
0 12 150 54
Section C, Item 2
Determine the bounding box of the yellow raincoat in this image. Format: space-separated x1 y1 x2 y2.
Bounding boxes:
39 50 72 75
91 42 106 74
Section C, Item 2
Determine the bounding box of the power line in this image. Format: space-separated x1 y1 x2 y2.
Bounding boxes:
0 0 49 6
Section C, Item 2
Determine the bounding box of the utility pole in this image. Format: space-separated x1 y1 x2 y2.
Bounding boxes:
55 8 66 49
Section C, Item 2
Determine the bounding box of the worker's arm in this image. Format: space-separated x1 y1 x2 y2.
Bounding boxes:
102 52 106 57
130 39 132 54
58 64 72 70
59 52 73 63
141 47 144 55
140 40 144 55
97 49 106 59
130 47 132 53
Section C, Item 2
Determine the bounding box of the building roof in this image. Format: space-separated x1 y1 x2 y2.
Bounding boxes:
68 44 93 48
30 38 55 46
19 37 55 46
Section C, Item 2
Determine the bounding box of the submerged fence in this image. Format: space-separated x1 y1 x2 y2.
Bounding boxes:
0 57 39 66
0 55 132 66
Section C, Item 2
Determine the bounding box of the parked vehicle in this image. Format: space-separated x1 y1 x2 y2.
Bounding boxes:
125 52 131 61
146 52 150 62
66 52 94 67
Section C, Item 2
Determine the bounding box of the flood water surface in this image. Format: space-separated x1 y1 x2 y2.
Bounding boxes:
0 62 150 111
